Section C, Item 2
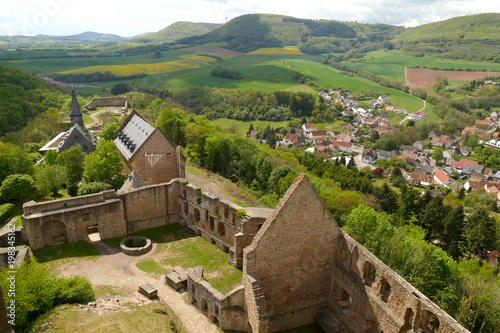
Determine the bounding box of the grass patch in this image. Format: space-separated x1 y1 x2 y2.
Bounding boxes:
101 223 189 251
93 285 128 298
247 47 306 55
346 50 500 81
209 118 289 133
28 301 186 333
136 259 168 275
165 237 243 295
32 241 100 264
288 58 423 112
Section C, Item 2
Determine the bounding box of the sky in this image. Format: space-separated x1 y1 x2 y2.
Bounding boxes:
0 0 499 37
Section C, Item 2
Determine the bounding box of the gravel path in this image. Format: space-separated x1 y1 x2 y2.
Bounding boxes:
57 241 220 333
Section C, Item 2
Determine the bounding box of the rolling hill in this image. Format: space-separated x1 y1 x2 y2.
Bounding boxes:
391 13 500 61
176 14 403 53
130 21 222 43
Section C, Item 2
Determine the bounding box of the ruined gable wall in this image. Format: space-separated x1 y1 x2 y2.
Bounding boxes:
244 175 342 332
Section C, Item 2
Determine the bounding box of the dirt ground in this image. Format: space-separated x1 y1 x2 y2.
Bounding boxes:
56 241 221 333
405 67 500 91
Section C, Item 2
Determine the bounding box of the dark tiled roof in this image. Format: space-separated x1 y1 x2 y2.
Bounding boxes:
114 112 155 160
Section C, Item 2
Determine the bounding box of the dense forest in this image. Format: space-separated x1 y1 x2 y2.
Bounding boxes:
0 66 66 136
173 86 318 120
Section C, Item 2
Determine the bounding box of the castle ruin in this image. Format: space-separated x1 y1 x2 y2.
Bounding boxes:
22 175 469 333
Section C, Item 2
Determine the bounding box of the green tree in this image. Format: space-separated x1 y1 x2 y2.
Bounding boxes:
57 145 86 185
0 174 37 201
0 142 34 184
36 164 68 196
442 205 465 260
100 121 120 140
397 184 420 223
82 140 124 189
432 147 444 163
417 195 447 241
268 165 298 197
466 208 497 258
374 182 399 214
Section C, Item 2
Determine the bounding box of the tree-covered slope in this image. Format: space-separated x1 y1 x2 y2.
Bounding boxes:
176 14 403 53
130 21 222 43
0 65 65 136
392 13 500 61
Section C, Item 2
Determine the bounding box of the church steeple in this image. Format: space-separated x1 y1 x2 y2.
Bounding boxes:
69 90 84 127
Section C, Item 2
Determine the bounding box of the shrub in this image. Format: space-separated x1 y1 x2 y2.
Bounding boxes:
77 182 113 196
0 174 37 201
236 209 247 219
0 203 15 223
54 275 94 304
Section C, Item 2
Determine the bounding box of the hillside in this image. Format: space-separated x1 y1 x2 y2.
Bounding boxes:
392 13 500 61
39 31 127 42
131 21 221 43
176 14 403 53
0 65 66 136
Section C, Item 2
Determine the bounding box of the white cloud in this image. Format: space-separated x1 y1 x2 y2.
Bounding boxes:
1 0 499 36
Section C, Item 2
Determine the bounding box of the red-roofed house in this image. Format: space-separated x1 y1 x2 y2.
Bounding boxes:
302 123 317 133
336 132 352 142
330 141 353 153
475 118 494 129
308 130 329 140
433 169 449 186
377 126 396 135
410 173 433 186
452 161 467 174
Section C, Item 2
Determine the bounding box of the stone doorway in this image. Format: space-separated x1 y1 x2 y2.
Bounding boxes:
87 224 101 242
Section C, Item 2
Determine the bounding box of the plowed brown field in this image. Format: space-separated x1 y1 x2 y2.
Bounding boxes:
405 67 500 91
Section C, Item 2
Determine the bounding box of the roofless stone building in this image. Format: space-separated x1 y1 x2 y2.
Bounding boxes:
22 173 469 333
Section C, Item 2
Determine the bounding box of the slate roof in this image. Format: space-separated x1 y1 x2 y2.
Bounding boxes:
57 122 97 154
69 90 82 117
114 112 155 160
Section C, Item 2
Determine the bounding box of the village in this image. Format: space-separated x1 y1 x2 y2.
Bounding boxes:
248 89 500 200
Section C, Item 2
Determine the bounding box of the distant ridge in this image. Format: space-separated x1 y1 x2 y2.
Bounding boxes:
392 13 500 61
130 21 222 43
36 31 127 42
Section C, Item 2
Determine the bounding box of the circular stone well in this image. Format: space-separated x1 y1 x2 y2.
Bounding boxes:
120 236 152 255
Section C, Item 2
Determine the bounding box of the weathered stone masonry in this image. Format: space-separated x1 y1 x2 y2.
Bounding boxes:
22 175 470 333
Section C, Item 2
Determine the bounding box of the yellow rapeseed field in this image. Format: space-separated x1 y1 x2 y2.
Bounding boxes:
59 53 219 76
246 47 306 55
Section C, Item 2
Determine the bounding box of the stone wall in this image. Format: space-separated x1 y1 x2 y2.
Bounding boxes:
120 180 181 234
177 182 272 269
330 232 468 333
85 96 127 108
187 268 249 332
22 191 126 250
22 180 182 250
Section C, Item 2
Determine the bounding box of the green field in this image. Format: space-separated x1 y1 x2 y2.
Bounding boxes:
287 58 424 112
346 50 500 81
209 118 289 133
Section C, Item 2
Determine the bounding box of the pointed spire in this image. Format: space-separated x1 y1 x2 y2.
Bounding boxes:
69 90 84 127
69 90 82 116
